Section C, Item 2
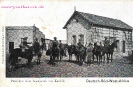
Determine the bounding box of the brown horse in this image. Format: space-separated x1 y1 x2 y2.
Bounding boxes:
8 46 34 72
98 40 118 63
67 45 78 61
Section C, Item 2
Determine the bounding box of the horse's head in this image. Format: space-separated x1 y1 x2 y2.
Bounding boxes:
111 40 118 51
94 42 97 47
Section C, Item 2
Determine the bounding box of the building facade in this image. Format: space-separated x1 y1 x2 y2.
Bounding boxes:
6 25 45 54
63 11 133 56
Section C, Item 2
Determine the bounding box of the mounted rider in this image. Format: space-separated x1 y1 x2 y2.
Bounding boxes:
104 37 110 48
19 37 32 52
52 37 59 49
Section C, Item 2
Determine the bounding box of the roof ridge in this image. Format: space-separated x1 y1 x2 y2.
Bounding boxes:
76 11 119 21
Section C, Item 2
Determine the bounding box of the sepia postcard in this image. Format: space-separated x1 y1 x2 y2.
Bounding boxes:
0 0 133 87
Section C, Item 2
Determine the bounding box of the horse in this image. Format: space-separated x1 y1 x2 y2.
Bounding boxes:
100 40 118 63
52 47 60 62
67 45 78 62
92 42 101 64
8 46 34 72
102 40 118 63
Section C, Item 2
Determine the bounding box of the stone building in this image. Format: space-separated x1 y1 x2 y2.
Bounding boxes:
63 11 133 56
6 25 45 54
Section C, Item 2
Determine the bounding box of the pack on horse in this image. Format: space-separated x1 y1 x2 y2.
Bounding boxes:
100 40 118 63
33 38 42 65
8 37 34 72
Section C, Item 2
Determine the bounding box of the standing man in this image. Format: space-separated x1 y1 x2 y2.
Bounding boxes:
86 42 93 65
59 40 62 49
52 37 59 62
47 40 53 63
19 38 24 52
59 40 63 61
104 37 110 63
33 38 41 56
52 37 59 49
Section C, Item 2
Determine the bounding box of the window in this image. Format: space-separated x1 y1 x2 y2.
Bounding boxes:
79 34 84 45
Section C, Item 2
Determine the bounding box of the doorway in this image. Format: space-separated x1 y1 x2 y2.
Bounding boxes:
123 41 125 53
9 42 14 53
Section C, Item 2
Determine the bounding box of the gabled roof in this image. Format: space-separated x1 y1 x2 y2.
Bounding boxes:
6 26 34 30
63 11 133 30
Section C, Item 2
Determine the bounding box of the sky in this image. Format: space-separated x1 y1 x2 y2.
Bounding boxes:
1 0 133 40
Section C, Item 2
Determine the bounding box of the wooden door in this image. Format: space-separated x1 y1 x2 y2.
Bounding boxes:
9 42 14 53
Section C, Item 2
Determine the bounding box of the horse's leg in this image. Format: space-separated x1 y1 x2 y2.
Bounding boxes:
69 54 71 61
92 53 94 62
52 55 55 62
27 56 32 69
38 53 41 64
103 55 105 63
49 55 52 63
100 54 102 63
83 55 86 64
36 54 39 65
99 55 101 64
107 53 109 63
96 55 98 64
98 55 100 65
77 55 79 63
76 55 78 62
60 52 62 61
70 54 72 61
111 53 113 62
39 57 41 64
60 54 62 61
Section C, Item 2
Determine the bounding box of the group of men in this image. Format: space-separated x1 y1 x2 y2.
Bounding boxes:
19 36 110 64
